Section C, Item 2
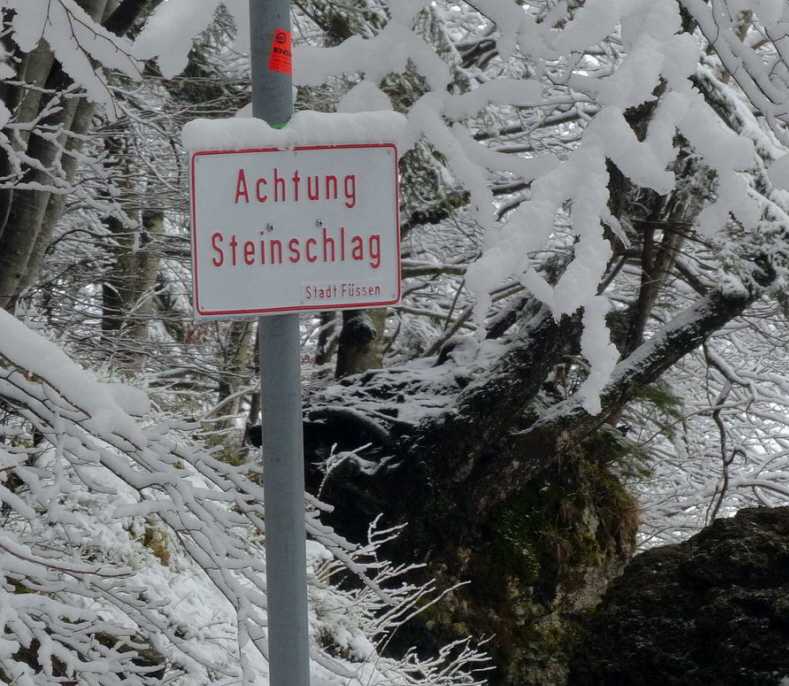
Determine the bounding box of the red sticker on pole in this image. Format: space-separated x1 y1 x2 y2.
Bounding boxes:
269 29 292 74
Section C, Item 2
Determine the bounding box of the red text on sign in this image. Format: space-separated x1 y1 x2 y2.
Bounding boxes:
234 168 356 208
210 226 381 269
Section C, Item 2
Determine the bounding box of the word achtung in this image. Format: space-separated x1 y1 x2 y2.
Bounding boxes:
233 168 357 208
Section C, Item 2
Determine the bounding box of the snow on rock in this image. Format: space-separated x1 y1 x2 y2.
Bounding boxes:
182 110 407 152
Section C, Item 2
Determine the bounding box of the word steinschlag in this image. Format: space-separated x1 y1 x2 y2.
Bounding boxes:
209 168 381 269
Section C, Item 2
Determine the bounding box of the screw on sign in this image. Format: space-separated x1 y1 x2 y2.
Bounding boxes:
269 29 292 74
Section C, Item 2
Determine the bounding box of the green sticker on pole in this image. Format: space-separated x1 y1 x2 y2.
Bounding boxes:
269 29 292 74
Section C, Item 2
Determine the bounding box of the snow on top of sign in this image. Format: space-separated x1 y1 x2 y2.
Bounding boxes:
182 110 407 153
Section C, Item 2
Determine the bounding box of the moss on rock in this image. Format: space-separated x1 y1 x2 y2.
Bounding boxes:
387 430 639 686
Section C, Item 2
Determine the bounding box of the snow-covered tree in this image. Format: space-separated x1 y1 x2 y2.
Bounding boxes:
0 2 489 684
4 0 789 685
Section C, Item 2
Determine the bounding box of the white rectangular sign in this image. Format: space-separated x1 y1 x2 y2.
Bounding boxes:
190 144 400 319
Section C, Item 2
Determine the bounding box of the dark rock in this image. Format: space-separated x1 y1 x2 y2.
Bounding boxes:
567 506 789 686
384 443 638 686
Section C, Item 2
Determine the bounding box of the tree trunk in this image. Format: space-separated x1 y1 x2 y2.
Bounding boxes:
102 208 164 369
213 319 256 438
0 0 152 311
335 308 387 377
313 311 340 377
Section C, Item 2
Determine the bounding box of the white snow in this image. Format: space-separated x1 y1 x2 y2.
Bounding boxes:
338 80 394 113
443 79 543 120
7 0 140 110
0 310 148 446
6 0 48 53
0 100 10 129
182 110 407 152
753 0 786 24
7 0 789 682
296 23 451 92
133 0 222 79
586 107 674 194
768 155 789 191
553 0 624 55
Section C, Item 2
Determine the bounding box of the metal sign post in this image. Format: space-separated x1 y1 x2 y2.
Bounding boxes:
248 1 311 685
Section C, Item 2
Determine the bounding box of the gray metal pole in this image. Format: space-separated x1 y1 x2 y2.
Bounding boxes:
248 1 311 685
249 0 292 126
257 314 310 686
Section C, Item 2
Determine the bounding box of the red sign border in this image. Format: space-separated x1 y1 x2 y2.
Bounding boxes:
190 143 401 318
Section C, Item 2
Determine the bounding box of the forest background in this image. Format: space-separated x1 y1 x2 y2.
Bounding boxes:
3 0 789 685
